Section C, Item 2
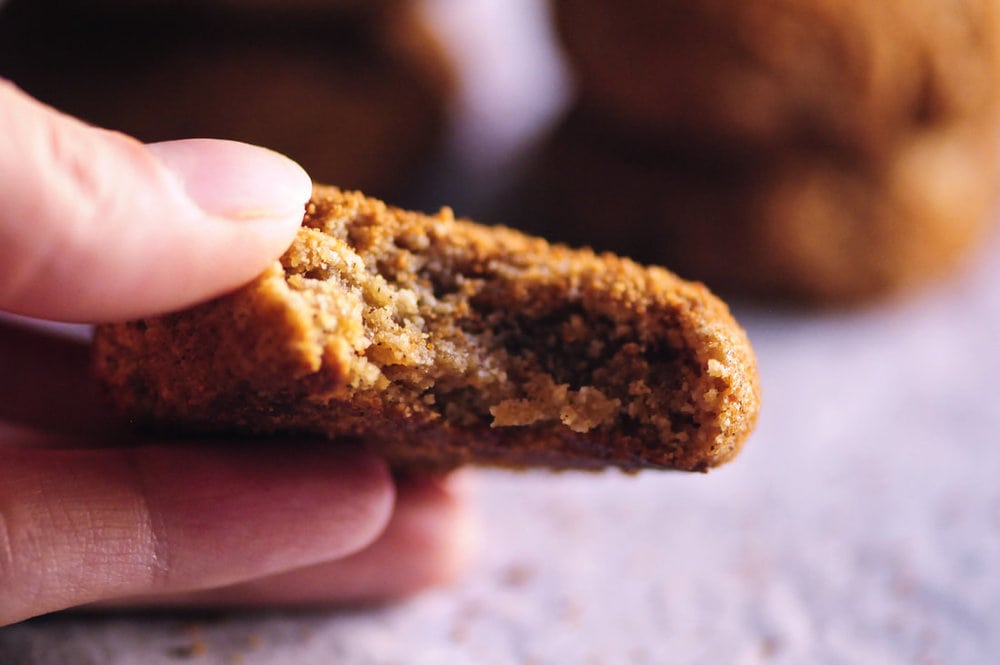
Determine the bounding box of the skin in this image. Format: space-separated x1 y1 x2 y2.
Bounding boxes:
0 79 474 627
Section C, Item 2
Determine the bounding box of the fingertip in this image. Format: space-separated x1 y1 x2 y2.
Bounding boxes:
146 138 312 228
392 471 479 590
314 470 479 602
321 451 397 556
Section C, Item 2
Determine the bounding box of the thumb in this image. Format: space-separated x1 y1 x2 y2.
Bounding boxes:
0 79 312 322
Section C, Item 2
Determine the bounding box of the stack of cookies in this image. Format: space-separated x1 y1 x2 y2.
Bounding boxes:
526 0 1000 304
0 0 454 199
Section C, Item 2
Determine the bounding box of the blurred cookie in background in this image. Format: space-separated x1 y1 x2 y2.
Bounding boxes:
516 104 1000 305
82 0 402 13
553 0 1000 157
0 0 454 199
76 0 403 15
544 0 1000 304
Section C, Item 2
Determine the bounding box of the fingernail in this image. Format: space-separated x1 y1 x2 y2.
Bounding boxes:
147 139 312 222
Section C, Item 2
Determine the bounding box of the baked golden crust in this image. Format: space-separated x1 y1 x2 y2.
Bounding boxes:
93 187 760 472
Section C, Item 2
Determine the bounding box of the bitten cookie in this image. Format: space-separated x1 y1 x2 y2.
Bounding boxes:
93 186 760 473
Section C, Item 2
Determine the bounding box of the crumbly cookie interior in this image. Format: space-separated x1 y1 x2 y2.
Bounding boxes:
280 190 742 456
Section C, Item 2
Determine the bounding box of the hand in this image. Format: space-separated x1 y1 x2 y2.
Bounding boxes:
0 80 473 626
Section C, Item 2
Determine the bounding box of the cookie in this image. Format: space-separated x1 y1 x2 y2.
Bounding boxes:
515 105 999 304
81 0 399 14
0 0 454 197
544 0 1000 304
92 186 760 473
553 0 1000 157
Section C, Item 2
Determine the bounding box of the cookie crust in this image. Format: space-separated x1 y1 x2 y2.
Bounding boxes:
93 187 760 472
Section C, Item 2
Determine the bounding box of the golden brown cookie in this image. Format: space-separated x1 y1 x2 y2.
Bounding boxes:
553 0 1000 156
0 0 453 198
93 186 760 473
544 0 1000 304
516 105 999 304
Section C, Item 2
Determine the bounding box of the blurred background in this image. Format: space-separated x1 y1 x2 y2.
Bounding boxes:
2 0 1000 662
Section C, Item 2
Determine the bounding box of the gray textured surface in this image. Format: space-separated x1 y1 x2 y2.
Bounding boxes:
4 232 1000 664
